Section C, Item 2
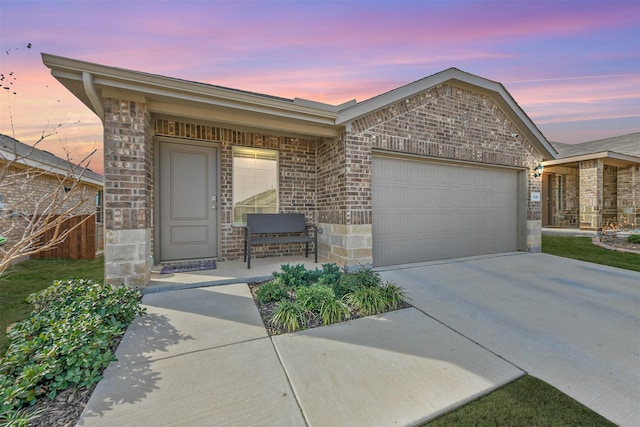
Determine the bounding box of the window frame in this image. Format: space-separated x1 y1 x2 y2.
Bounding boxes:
232 146 279 226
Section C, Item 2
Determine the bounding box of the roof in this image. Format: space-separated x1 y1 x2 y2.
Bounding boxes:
41 53 557 160
544 132 640 168
551 132 640 158
0 133 103 186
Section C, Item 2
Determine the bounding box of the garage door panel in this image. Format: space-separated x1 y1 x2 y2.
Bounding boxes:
372 156 518 266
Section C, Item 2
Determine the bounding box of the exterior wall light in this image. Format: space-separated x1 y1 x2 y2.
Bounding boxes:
533 164 544 177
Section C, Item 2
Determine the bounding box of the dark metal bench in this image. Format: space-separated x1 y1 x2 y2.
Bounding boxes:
244 213 317 269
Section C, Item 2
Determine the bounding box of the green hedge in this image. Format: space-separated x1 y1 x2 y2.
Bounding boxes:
0 279 145 414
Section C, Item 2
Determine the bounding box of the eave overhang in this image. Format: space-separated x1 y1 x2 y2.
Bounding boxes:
41 53 343 138
542 151 640 168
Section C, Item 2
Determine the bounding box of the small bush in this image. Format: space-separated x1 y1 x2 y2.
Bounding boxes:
0 279 145 414
344 286 387 316
333 266 382 299
319 299 351 326
273 264 311 289
255 278 288 304
380 283 407 310
270 300 306 333
308 263 342 287
296 284 335 313
627 234 640 244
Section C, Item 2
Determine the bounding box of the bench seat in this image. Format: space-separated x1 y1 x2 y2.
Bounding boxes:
244 213 317 269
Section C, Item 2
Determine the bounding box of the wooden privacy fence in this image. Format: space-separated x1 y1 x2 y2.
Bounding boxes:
31 214 96 260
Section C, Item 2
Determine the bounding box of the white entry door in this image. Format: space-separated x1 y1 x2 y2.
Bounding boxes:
160 142 218 261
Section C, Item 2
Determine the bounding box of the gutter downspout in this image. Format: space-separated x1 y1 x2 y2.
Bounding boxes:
82 71 104 121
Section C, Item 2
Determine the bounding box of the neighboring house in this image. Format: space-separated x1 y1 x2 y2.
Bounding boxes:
542 133 640 230
0 133 104 259
42 54 557 287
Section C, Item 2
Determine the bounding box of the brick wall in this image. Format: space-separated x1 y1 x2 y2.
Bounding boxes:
154 118 318 261
617 165 639 227
543 166 579 227
319 83 544 264
0 162 98 254
579 159 603 230
603 165 618 222
103 98 153 286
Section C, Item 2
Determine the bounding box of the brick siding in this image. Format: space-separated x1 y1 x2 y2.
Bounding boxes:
0 163 98 253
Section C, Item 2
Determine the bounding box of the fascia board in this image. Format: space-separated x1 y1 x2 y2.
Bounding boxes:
542 151 640 166
43 53 338 125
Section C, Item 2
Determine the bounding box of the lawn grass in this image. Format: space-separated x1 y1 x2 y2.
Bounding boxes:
542 235 640 272
425 375 615 426
0 256 104 355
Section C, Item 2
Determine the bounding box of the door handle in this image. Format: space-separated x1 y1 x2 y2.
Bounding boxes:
211 195 217 209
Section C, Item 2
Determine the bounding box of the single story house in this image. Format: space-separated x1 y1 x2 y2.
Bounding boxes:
42 53 557 287
542 133 639 231
0 133 104 259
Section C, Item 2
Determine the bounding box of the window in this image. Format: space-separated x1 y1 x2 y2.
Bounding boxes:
96 190 103 223
233 147 278 225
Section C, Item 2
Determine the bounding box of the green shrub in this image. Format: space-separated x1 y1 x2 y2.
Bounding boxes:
307 263 342 287
627 234 640 244
273 264 311 289
270 300 306 333
255 278 288 304
319 299 351 326
333 266 382 299
296 284 335 313
344 286 387 316
0 279 145 414
380 283 407 310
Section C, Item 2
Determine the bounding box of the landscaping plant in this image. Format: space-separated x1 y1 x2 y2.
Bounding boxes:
255 277 288 304
295 284 335 313
270 300 306 333
628 234 640 244
257 263 407 333
0 279 145 418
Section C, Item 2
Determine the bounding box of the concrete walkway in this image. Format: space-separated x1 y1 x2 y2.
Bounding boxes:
78 281 522 426
78 252 639 426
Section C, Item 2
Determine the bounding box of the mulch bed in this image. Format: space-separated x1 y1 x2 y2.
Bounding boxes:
26 384 97 427
248 282 412 336
598 235 640 252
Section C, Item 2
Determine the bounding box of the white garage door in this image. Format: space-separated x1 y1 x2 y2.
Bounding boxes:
372 155 519 267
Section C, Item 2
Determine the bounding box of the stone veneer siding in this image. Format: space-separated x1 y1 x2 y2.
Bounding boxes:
316 83 544 267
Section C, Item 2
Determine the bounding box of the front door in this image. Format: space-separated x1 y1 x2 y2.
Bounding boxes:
159 142 218 261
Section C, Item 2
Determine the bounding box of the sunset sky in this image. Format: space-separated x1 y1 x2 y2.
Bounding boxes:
1 0 639 175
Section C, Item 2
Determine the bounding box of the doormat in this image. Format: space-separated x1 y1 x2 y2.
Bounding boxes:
160 261 217 274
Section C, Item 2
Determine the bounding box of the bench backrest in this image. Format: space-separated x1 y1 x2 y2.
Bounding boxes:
246 213 307 234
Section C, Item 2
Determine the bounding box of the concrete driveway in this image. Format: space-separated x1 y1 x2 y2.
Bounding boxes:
379 252 640 427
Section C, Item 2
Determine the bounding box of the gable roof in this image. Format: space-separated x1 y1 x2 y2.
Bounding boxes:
0 133 103 186
544 132 640 168
41 54 556 160
551 132 640 158
336 67 557 160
